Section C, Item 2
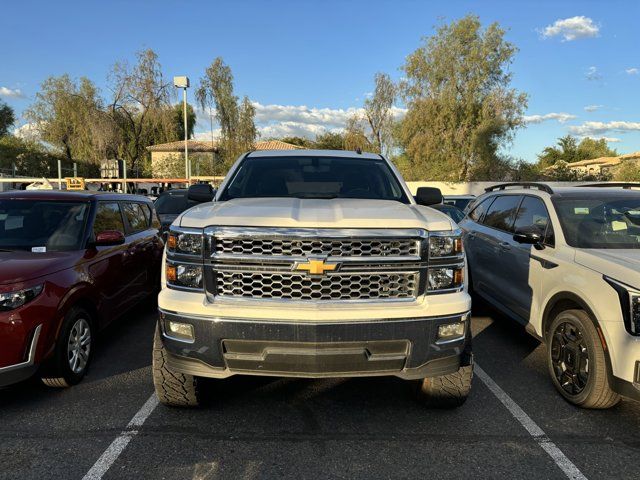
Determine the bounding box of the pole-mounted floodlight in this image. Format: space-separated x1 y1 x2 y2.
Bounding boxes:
174 76 190 183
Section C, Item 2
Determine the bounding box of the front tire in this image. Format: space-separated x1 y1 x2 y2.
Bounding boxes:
415 364 473 408
547 309 620 409
41 306 93 388
152 323 201 407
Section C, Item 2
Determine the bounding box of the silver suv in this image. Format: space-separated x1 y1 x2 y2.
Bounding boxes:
460 182 640 408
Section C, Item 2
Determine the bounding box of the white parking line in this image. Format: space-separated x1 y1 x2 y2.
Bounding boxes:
475 364 587 480
84 369 587 480
82 393 159 480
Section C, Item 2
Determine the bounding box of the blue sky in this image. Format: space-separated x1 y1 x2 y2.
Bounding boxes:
2 0 639 162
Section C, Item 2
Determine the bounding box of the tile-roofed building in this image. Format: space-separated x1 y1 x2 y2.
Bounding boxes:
565 152 640 176
146 139 305 177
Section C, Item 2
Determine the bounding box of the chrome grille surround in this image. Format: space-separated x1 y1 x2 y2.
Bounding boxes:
203 227 429 303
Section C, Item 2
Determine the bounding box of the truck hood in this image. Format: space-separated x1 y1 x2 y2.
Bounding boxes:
178 198 454 230
575 249 640 289
0 250 82 286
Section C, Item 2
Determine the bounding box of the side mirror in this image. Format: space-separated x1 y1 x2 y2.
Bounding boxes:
513 227 543 248
414 187 443 206
187 183 215 202
94 230 125 246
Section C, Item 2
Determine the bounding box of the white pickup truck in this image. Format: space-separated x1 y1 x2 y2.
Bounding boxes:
153 150 473 408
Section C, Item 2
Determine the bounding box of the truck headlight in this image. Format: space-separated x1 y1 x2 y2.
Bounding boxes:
428 267 464 292
167 230 203 255
604 276 640 335
0 284 44 311
429 231 463 258
166 263 203 289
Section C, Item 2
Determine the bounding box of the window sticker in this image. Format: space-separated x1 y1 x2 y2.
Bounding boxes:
5 216 23 229
32 246 47 253
611 221 628 231
574 207 590 215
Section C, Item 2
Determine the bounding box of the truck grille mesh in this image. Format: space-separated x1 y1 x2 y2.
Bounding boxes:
215 271 418 301
214 238 419 257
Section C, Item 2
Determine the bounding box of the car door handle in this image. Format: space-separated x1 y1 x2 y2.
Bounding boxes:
498 242 511 250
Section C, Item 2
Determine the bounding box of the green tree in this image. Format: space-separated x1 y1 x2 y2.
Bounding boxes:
614 161 640 181
171 102 196 140
343 115 372 152
0 101 15 136
537 135 618 169
314 131 346 150
108 48 176 175
398 15 527 181
196 58 256 169
25 75 107 163
363 72 396 154
279 136 313 148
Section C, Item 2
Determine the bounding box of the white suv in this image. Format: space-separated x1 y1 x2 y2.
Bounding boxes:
460 182 640 408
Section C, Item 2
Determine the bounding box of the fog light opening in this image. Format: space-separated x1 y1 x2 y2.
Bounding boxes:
437 322 465 342
167 321 195 341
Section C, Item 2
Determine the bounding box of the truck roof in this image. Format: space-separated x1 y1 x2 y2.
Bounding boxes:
246 149 383 160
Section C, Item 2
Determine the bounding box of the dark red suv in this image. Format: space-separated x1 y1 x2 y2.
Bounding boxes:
0 191 163 387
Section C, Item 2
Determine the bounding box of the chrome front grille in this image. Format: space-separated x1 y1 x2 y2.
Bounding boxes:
215 271 418 301
204 227 427 302
214 238 419 257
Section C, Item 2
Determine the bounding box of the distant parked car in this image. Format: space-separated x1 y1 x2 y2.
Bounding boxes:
0 191 163 388
154 184 215 237
431 203 465 224
460 182 640 408
443 195 475 212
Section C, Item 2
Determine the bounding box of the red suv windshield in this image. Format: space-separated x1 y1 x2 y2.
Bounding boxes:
0 199 90 252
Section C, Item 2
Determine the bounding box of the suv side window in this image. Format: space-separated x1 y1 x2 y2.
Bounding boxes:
468 197 495 222
123 202 148 233
93 202 125 235
482 195 521 232
513 196 554 246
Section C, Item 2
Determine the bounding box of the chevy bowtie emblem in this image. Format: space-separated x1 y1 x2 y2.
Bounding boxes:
293 258 339 275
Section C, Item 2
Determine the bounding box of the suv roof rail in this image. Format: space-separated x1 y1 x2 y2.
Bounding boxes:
577 182 640 189
484 182 554 194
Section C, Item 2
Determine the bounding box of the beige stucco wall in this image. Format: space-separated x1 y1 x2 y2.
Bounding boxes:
151 152 219 178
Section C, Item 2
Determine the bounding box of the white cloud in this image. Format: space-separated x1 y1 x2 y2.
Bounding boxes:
586 66 601 81
0 86 24 98
255 102 406 139
523 112 576 124
584 104 603 112
626 67 639 75
582 136 622 143
13 122 40 140
193 101 410 141
569 120 640 136
542 16 599 41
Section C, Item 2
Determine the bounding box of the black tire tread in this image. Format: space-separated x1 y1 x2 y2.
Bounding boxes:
41 306 92 388
416 364 473 408
152 324 200 407
548 309 620 409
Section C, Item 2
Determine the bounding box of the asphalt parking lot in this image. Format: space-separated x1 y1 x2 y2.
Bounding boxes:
1 300 639 480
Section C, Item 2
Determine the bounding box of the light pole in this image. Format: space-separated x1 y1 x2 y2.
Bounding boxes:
174 76 190 184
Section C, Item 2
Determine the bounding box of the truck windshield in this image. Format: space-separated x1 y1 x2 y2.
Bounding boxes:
219 156 410 203
553 195 640 248
0 199 89 252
